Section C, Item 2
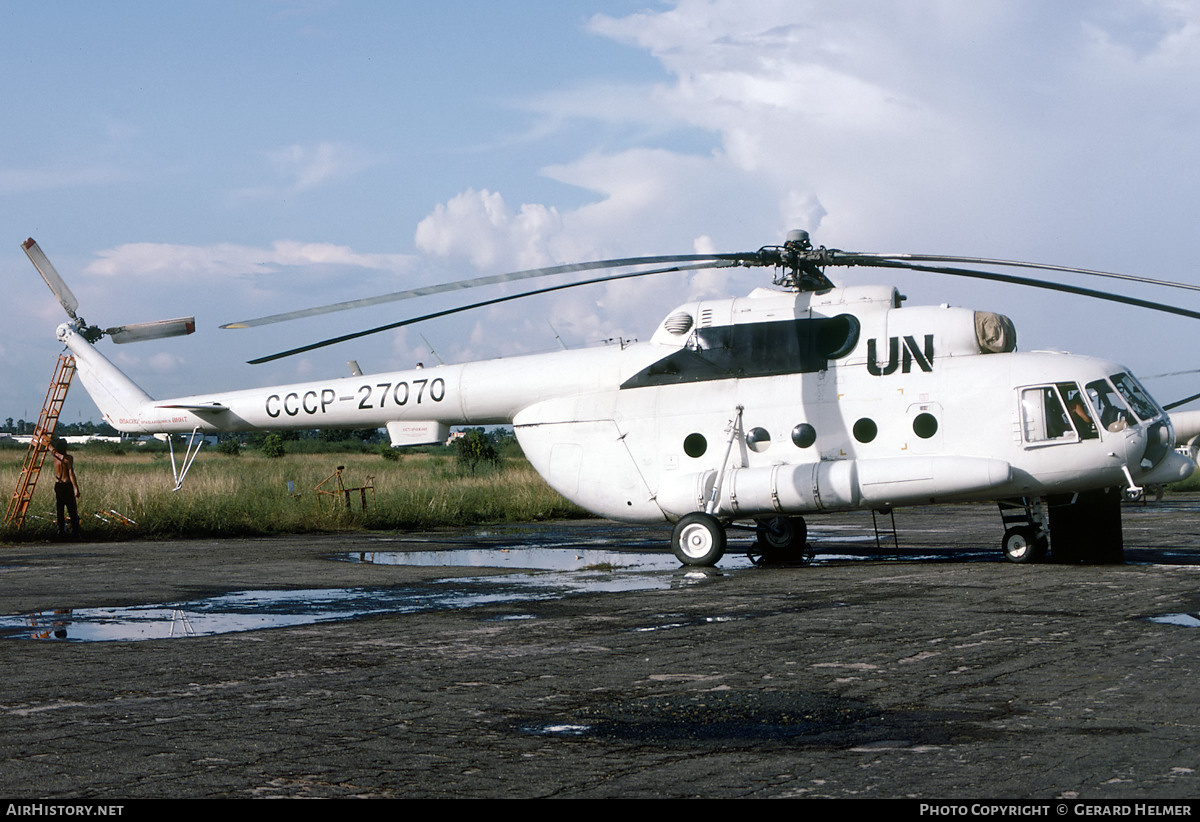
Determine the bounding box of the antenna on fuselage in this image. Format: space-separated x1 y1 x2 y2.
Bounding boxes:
420 334 445 365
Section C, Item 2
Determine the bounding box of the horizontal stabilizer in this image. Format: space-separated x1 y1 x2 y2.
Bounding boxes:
107 317 196 344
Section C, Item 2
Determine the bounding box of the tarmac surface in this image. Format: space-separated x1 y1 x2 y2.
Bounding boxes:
2 498 1200 799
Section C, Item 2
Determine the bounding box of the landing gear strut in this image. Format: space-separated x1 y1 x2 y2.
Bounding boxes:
998 490 1125 564
998 498 1049 563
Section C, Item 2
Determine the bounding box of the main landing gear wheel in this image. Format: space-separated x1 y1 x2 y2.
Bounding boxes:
750 516 812 566
1123 486 1145 503
1001 526 1047 564
671 512 727 566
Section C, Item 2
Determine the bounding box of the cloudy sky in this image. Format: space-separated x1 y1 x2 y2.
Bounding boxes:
3 0 1200 426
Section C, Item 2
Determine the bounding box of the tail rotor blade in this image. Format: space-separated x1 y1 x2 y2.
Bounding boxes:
105 317 197 344
22 238 80 319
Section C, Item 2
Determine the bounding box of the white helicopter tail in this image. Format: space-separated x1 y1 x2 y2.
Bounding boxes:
23 238 199 433
57 322 155 431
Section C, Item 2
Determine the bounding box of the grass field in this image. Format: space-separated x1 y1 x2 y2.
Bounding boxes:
5 438 1198 542
0 443 590 542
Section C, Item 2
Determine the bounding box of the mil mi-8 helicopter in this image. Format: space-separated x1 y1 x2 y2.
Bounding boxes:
23 231 1200 567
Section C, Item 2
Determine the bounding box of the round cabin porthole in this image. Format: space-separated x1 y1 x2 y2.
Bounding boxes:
913 412 939 439
816 314 861 359
746 427 771 453
853 418 877 443
791 423 817 448
683 433 707 458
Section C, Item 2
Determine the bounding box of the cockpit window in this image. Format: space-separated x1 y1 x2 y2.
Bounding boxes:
1021 382 1098 444
1059 382 1099 440
1110 372 1158 422
1086 378 1131 432
1022 386 1070 443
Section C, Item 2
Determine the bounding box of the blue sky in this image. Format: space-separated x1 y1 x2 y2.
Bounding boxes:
3 0 1200 426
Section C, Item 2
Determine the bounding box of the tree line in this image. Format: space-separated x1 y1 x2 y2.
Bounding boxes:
2 418 120 437
1 418 521 470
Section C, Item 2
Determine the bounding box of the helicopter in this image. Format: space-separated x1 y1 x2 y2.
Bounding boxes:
23 231 1200 566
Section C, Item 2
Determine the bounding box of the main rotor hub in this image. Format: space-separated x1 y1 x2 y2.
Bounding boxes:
755 229 837 292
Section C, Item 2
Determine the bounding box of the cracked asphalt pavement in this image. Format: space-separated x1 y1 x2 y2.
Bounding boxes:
2 499 1199 798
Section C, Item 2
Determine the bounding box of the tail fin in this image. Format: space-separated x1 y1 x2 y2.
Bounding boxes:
57 323 155 432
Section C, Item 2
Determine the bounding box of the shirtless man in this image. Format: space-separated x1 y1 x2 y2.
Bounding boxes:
43 436 80 539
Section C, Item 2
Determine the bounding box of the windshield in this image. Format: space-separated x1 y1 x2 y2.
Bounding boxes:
1110 372 1159 422
1086 378 1131 432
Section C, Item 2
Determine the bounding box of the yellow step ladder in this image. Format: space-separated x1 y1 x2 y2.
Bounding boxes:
4 355 76 531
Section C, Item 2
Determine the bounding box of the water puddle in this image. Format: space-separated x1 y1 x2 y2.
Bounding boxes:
524 723 592 736
1148 612 1200 627
342 546 748 571
0 552 703 642
0 522 1003 643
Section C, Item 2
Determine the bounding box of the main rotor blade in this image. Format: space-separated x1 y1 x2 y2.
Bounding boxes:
832 252 1200 295
839 258 1200 322
22 238 79 319
223 253 754 330
1164 392 1200 412
1143 368 1200 379
247 260 738 364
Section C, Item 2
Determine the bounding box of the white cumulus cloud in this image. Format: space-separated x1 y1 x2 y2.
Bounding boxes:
414 189 566 270
85 241 412 280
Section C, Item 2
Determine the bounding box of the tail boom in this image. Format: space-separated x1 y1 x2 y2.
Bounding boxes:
58 323 155 432
57 322 635 436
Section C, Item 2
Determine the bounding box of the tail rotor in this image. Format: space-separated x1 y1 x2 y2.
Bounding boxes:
23 238 196 345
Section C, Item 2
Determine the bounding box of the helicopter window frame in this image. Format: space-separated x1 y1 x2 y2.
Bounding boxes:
1058 382 1099 441
1020 384 1079 446
791 423 817 449
1086 378 1132 433
1019 381 1103 446
912 412 939 439
1110 372 1159 423
683 433 708 459
746 426 772 453
852 418 878 444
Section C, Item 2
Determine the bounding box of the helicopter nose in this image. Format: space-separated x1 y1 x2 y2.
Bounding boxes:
1140 420 1173 469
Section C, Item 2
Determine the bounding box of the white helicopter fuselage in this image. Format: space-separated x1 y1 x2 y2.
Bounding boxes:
58 284 1194 525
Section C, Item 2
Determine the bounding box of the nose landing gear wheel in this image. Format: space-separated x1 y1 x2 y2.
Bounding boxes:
671 512 727 566
1123 487 1145 503
1002 526 1047 563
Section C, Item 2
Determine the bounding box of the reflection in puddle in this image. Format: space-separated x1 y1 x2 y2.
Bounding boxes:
343 547 747 571
1148 613 1200 627
1 520 997 643
0 553 696 642
524 723 592 736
